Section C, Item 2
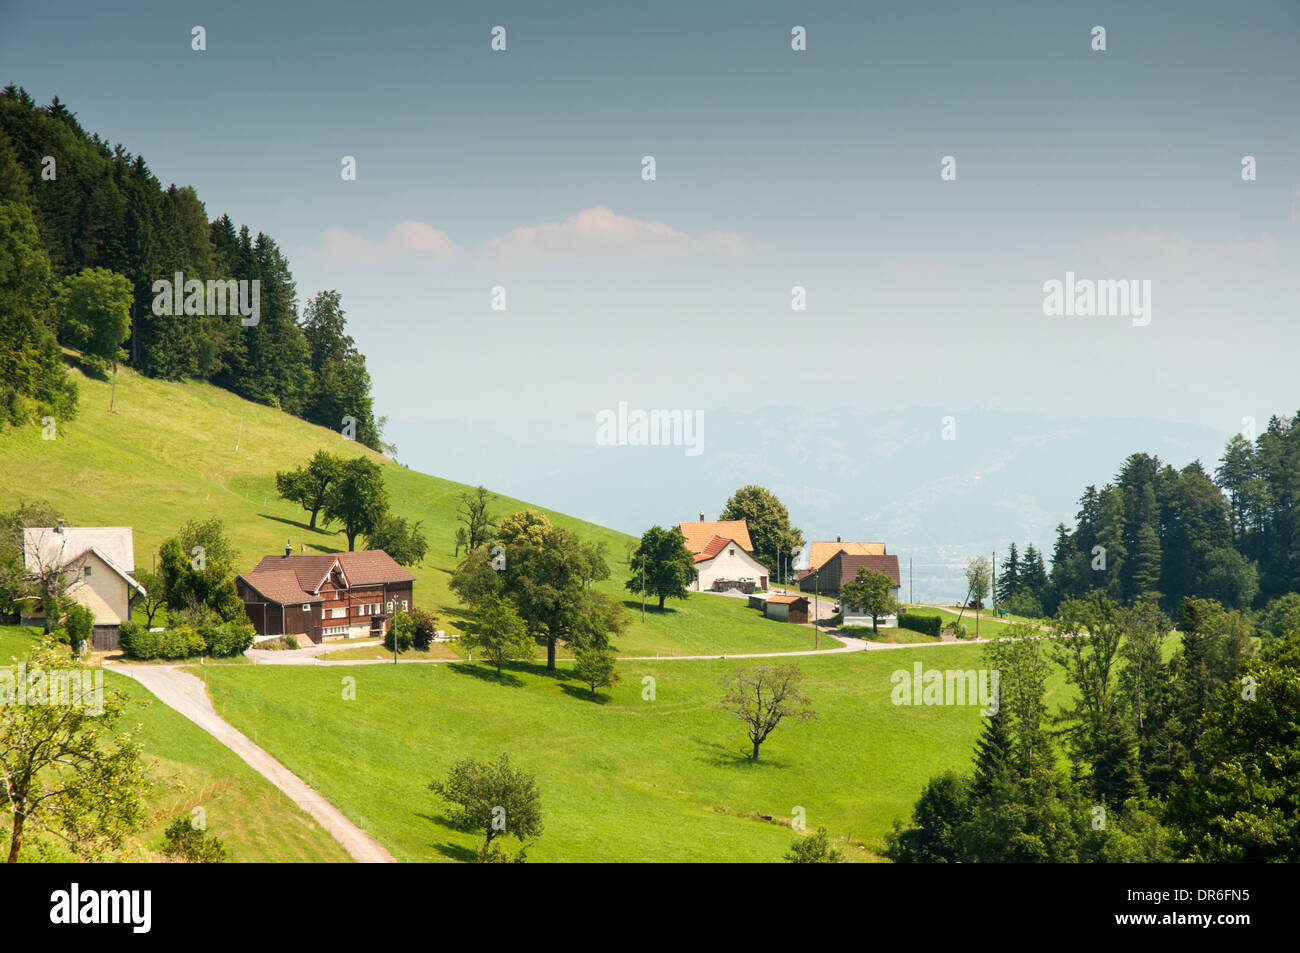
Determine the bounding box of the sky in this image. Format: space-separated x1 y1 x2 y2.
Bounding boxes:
3 1 1298 591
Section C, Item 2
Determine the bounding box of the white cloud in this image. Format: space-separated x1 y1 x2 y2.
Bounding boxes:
483 205 751 263
313 205 749 268
314 221 459 266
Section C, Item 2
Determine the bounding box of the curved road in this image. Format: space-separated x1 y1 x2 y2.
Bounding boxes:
111 662 396 864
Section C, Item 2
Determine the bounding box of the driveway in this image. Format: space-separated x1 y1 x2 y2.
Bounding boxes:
111 663 396 863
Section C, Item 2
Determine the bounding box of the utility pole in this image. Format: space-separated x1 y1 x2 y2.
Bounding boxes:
909 557 913 605
641 553 646 622
991 551 997 616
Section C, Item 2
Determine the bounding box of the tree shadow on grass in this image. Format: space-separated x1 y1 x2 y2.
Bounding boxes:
694 736 792 770
415 812 479 862
258 513 337 537
447 661 525 688
619 598 681 616
559 683 613 704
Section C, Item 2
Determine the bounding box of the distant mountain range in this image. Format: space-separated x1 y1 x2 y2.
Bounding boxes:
389 406 1230 602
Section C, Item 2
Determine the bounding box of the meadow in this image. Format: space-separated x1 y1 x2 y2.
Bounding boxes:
0 624 350 862
194 641 1075 863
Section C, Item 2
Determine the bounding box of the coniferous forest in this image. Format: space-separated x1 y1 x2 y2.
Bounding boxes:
0 87 381 450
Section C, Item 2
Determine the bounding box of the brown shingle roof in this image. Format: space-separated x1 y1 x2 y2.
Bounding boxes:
679 520 753 553
238 569 322 605
766 595 809 606
336 550 416 585
241 549 415 605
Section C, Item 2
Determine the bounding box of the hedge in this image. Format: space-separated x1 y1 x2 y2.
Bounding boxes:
120 619 255 660
896 612 943 637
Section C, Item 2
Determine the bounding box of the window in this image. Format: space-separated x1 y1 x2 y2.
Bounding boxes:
83 565 93 577
401 600 408 612
729 548 735 556
302 604 311 612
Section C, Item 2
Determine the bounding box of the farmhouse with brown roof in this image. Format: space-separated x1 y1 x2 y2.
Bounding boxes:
236 543 415 643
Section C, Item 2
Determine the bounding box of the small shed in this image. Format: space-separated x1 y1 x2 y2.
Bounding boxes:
764 595 809 625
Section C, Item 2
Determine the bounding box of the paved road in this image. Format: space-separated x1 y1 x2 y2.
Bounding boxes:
111 663 396 863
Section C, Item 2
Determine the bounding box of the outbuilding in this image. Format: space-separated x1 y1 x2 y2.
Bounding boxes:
763 594 809 624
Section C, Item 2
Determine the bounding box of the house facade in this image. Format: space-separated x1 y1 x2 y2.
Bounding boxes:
236 545 415 644
21 524 146 650
799 550 902 602
678 517 769 592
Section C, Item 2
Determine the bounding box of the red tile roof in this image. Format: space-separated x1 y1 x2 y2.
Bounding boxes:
679 520 753 553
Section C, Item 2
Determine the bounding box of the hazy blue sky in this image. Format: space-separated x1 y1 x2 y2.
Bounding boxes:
3 0 1298 448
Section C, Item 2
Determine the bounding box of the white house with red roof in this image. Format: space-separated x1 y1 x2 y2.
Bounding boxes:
678 514 770 593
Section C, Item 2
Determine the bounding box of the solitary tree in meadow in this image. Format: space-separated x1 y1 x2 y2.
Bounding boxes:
323 457 388 550
456 486 499 552
573 644 620 699
275 450 342 530
430 754 543 862
720 663 817 761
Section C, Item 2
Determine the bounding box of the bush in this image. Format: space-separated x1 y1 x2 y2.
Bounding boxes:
161 818 228 863
79 353 110 381
121 623 206 660
200 620 255 657
63 602 95 654
1001 592 1043 619
410 608 439 651
896 612 942 638
284 633 299 650
383 610 414 652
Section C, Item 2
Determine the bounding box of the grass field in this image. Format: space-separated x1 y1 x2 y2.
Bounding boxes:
0 363 819 659
900 606 1021 640
0 625 349 862
194 642 1077 863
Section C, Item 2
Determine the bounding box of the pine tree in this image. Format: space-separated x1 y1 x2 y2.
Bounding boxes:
996 543 1020 604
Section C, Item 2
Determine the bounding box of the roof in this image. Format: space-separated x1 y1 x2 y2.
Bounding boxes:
679 520 753 553
692 533 750 563
240 549 416 606
23 526 137 572
766 594 809 606
238 569 324 606
803 553 902 591
806 540 886 572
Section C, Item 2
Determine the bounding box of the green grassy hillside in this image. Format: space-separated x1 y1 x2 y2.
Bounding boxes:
0 363 823 657
0 624 350 862
198 644 1026 862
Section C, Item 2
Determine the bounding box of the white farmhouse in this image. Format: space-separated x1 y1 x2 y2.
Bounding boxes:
21 523 146 649
678 517 770 592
